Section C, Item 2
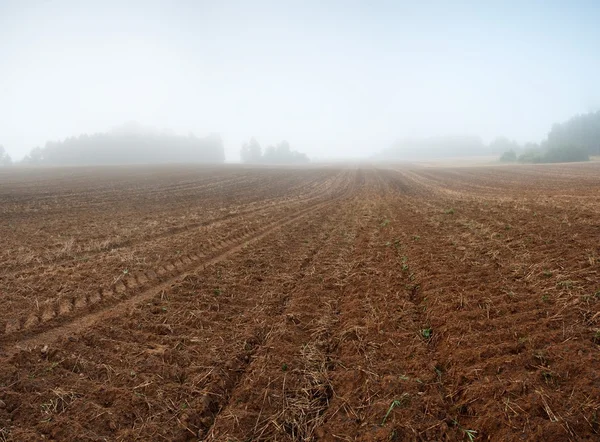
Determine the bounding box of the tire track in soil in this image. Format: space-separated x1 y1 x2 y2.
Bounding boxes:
0 171 357 340
146 170 360 441
204 169 440 440
1 165 599 441
175 170 359 440
204 194 360 441
162 200 348 441
0 191 307 280
0 181 355 441
0 170 343 280
313 170 460 440
1 186 353 357
378 170 465 440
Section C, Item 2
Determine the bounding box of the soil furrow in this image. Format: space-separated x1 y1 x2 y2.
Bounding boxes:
1 194 347 356
1 164 599 441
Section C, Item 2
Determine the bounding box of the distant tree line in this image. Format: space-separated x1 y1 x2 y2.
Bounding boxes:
547 111 600 156
0 145 12 167
500 144 589 164
497 111 600 163
377 110 600 164
17 127 225 166
240 139 309 164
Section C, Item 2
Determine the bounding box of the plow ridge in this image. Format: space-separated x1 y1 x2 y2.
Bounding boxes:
1 187 353 355
0 164 599 441
0 180 337 280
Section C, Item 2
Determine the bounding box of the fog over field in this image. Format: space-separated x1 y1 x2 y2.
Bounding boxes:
2 3 600 439
1 1 600 163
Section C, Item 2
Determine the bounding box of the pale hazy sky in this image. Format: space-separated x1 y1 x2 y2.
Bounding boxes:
1 0 599 161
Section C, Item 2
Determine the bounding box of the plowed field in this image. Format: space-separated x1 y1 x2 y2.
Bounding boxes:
0 163 599 441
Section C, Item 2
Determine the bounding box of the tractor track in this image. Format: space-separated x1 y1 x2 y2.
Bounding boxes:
1 176 356 358
0 172 344 279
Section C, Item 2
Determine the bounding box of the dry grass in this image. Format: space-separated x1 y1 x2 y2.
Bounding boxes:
41 388 81 415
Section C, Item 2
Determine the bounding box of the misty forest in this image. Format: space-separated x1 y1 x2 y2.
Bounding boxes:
378 110 600 163
18 130 225 166
1 111 599 167
240 138 309 164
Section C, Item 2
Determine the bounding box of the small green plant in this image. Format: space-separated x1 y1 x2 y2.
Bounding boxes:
381 394 410 425
45 362 60 373
534 351 547 365
213 288 221 296
434 364 443 381
401 256 409 271
281 363 288 372
412 235 420 241
406 283 420 293
421 328 433 340
504 225 511 230
543 270 553 277
518 336 528 345
452 420 477 441
463 428 477 441
541 295 549 303
381 219 390 227
557 280 574 289
593 330 600 345
445 208 455 215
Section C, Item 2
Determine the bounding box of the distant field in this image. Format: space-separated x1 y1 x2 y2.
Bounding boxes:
0 163 599 440
397 154 500 168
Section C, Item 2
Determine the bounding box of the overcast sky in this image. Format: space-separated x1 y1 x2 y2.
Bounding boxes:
1 0 599 161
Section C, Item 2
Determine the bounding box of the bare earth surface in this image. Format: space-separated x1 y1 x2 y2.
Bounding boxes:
0 163 599 441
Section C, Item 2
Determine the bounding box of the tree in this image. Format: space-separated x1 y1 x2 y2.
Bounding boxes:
240 139 310 164
518 149 544 163
499 150 517 162
543 145 589 163
523 142 539 151
19 129 226 166
0 145 12 167
23 146 44 165
262 140 309 164
547 111 600 156
240 138 262 163
276 140 291 157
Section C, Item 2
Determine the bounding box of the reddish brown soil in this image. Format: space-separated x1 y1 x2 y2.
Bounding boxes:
0 163 598 441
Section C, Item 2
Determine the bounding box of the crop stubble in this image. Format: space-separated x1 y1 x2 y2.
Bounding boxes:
0 163 599 441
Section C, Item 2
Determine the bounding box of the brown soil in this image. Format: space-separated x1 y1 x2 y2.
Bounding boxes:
0 163 598 441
